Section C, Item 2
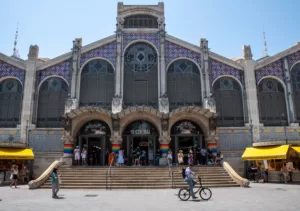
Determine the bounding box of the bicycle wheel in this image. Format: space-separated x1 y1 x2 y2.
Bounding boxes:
178 188 190 201
199 188 212 200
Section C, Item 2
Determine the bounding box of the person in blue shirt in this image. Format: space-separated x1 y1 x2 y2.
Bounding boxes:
185 164 198 199
51 168 61 199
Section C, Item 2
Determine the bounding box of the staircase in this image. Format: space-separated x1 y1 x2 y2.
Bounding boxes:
40 166 239 189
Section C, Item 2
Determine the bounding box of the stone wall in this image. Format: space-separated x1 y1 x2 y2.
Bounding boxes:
0 129 21 142
32 152 62 178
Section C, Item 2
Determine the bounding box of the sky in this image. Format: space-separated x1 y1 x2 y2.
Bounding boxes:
1 0 299 60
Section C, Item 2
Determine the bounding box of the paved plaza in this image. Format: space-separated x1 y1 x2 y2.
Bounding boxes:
0 183 299 211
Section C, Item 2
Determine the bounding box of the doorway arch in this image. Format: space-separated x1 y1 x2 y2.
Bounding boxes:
76 120 111 166
122 120 159 165
170 120 204 165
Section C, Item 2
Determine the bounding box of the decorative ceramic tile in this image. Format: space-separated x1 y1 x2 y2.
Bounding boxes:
37 60 71 85
288 50 300 68
0 60 25 85
123 33 160 51
255 60 284 83
211 60 242 83
165 41 201 68
80 41 117 68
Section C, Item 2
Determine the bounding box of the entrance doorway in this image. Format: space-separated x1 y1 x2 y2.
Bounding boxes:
122 120 159 166
170 120 205 165
76 120 111 166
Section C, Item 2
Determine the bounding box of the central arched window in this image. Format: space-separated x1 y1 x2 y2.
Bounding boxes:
37 77 68 128
79 59 115 109
0 78 23 128
124 15 158 28
123 42 158 107
213 77 244 127
258 78 287 126
167 59 201 110
291 63 300 123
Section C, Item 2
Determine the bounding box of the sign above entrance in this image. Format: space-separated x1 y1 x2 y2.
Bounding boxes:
172 121 200 135
124 120 157 136
79 120 110 135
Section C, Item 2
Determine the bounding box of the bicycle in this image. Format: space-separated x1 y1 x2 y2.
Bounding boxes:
178 176 212 201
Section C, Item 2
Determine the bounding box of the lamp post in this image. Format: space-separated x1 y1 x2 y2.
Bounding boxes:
281 113 288 144
249 119 254 146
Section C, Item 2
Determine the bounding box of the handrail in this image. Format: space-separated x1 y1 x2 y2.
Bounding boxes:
223 161 250 187
28 160 63 189
106 156 114 190
168 165 174 189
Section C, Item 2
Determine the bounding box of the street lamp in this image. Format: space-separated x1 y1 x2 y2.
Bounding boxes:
249 119 254 145
281 113 288 144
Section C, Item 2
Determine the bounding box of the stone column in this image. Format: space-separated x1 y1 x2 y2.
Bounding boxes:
158 17 169 114
200 38 210 99
20 45 39 144
240 45 260 144
284 58 297 125
112 17 124 114
69 38 82 110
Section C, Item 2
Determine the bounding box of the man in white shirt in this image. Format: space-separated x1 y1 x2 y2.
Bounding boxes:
185 164 198 199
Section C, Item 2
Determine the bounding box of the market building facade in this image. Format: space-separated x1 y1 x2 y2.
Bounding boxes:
1 2 300 176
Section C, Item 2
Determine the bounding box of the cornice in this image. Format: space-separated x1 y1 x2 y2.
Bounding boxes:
0 53 25 69
255 42 300 70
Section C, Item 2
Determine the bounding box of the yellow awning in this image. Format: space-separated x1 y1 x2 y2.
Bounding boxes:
292 146 300 153
242 145 289 160
0 148 34 160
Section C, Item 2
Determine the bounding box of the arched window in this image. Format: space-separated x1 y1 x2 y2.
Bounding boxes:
167 59 201 110
123 42 158 107
37 77 68 128
0 79 22 127
258 78 287 126
291 63 300 123
79 59 114 109
124 15 158 28
213 77 244 127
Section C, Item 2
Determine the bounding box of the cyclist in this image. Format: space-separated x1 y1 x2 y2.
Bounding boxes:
185 164 198 199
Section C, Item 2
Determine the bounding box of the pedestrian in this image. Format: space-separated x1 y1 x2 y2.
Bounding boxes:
177 150 184 172
117 148 124 166
10 165 19 188
281 163 288 183
51 168 61 199
188 150 194 166
184 164 198 200
81 148 87 166
74 146 80 165
167 149 173 167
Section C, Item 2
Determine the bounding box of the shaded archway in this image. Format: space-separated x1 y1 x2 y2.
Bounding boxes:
123 42 158 107
291 63 300 123
258 78 287 126
212 76 244 126
0 78 23 127
122 120 159 166
170 120 204 165
76 119 111 166
79 59 115 109
167 59 201 110
37 77 68 128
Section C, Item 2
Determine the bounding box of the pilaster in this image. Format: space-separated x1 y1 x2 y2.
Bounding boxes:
200 38 210 99
241 45 260 143
70 38 82 99
284 58 297 124
20 45 39 144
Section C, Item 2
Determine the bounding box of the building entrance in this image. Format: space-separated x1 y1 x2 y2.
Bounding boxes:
76 120 111 166
122 120 159 166
170 120 205 165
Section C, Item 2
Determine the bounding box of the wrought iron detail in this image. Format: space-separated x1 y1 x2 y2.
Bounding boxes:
123 15 158 29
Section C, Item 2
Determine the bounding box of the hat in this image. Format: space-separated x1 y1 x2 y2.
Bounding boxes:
179 150 183 153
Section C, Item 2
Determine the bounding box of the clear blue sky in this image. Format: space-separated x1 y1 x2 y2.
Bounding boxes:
1 0 299 60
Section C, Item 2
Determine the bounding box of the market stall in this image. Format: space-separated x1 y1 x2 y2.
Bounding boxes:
242 145 300 183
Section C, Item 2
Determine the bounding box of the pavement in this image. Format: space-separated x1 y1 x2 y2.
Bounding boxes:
0 183 299 211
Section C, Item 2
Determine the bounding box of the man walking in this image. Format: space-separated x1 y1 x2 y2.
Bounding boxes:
185 164 198 200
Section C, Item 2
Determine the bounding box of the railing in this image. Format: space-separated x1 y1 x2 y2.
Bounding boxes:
168 164 174 189
106 156 114 190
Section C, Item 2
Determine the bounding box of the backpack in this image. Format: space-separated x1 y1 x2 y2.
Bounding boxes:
182 168 186 179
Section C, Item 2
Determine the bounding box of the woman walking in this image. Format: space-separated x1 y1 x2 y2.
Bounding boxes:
81 148 87 166
167 150 173 167
188 149 194 166
117 148 124 166
177 150 184 171
10 165 19 188
51 168 61 199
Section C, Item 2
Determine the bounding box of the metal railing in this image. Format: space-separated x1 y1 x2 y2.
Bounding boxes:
168 164 175 189
105 156 114 190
